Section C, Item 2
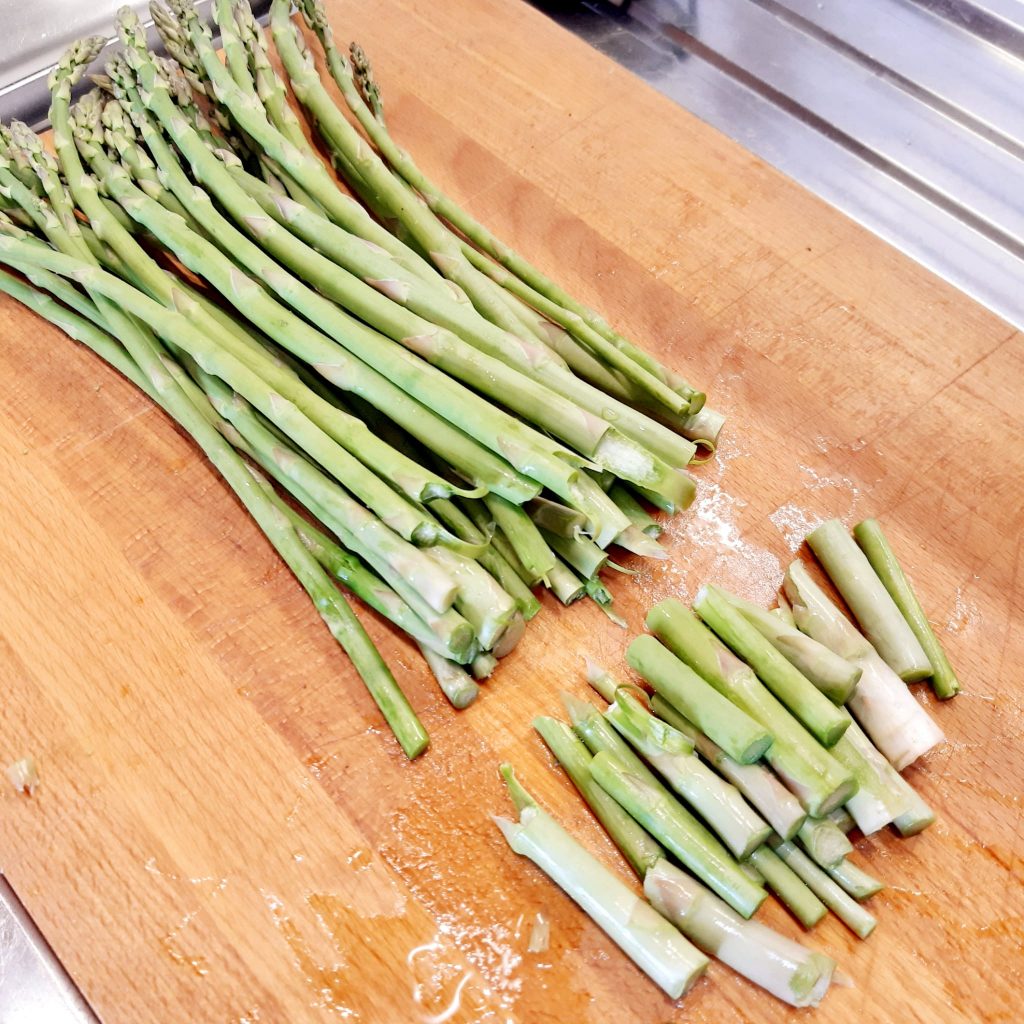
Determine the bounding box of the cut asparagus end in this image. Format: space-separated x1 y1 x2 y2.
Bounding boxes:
748 846 828 930
645 859 836 1007
825 857 884 901
418 644 479 709
853 518 961 699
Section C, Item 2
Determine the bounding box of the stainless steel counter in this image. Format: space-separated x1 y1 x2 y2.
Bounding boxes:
530 0 1024 329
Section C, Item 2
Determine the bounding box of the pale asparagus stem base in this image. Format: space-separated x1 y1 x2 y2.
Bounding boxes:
853 518 961 699
589 751 767 919
625 634 772 764
650 694 807 841
494 767 708 999
645 600 855 816
783 561 945 771
694 585 851 748
533 716 665 878
807 519 932 682
645 859 836 1007
769 838 878 939
747 846 828 929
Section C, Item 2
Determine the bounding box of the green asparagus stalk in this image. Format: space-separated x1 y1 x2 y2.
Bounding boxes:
694 585 850 747
650 695 806 841
591 677 772 859
769 838 877 939
543 529 608 579
853 518 960 698
746 846 828 929
827 808 856 834
783 561 944 770
609 483 662 538
807 520 932 682
774 593 796 627
526 497 588 539
645 600 855 816
718 588 861 703
796 817 854 870
825 857 884 901
418 644 479 709
494 766 709 998
533 716 665 879
470 652 497 681
482 492 556 582
645 859 835 1006
589 751 767 919
625 635 772 764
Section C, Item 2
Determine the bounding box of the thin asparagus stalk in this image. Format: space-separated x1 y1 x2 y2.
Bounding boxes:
807 520 932 682
482 492 556 582
783 560 944 770
694 585 850 748
769 838 877 939
625 635 772 765
470 652 497 681
609 483 662 538
853 518 961 698
650 695 806 841
547 557 587 604
746 846 828 929
493 766 709 999
591 677 772 860
645 600 856 816
796 817 854 870
418 644 479 709
825 857 884 901
645 859 835 1006
718 588 861 704
589 751 767 919
533 716 665 879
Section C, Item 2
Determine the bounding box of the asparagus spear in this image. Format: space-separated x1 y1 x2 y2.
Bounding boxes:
746 846 828 929
645 600 855 816
418 644 479 709
807 520 932 682
645 859 835 1006
482 492 556 582
609 483 662 538
543 529 608 579
650 695 806 841
769 838 877 939
493 766 709 999
625 635 771 764
547 558 587 604
853 518 960 699
718 588 861 703
591 677 772 860
828 808 856 834
533 716 665 879
589 751 767 919
526 497 587 539
694 585 850 747
783 561 944 770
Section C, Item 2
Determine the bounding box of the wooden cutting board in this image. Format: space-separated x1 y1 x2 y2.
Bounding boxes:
1 2 1021 1021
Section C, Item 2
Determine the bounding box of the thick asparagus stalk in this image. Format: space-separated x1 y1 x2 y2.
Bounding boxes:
746 846 828 929
625 635 772 764
645 859 835 1006
589 752 766 919
718 588 861 703
645 600 855 815
784 561 944 770
769 838 877 939
526 497 587 539
694 585 850 747
796 817 854 870
547 558 586 604
853 518 960 699
807 520 931 682
543 529 608 579
650 695 806 841
533 716 665 879
494 766 708 999
418 644 479 709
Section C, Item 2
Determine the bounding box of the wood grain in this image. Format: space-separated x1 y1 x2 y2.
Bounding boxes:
1 2 1021 1021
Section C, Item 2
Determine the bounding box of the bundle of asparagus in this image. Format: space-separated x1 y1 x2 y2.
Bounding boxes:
0 1 718 757
495 518 960 1006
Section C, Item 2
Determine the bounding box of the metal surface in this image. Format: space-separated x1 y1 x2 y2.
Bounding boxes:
531 0 1024 330
0 875 99 1023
